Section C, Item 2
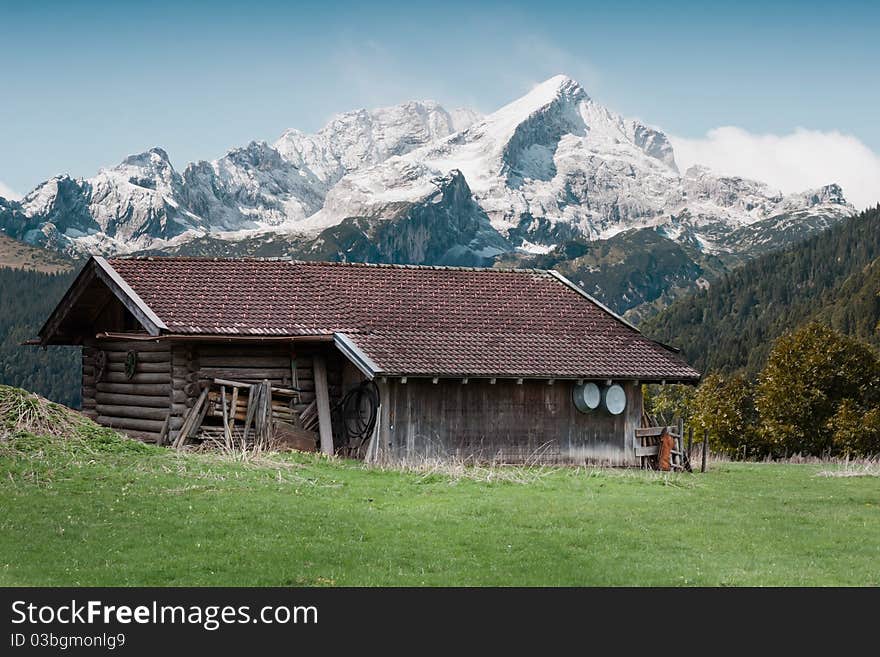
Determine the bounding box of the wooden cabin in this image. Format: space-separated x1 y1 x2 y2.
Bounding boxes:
35 256 700 465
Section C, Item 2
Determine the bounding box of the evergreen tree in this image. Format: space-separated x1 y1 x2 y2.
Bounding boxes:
0 266 82 406
643 206 880 377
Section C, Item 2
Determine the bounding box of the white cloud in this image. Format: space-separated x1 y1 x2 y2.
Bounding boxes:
0 180 20 201
670 127 880 211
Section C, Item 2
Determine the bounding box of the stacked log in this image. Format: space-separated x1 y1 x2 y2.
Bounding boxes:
81 345 98 420
92 340 174 442
169 344 198 445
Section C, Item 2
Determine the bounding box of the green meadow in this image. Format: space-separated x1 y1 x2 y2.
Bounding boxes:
1 416 877 586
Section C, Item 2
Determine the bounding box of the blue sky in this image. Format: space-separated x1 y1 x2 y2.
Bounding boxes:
1 0 878 206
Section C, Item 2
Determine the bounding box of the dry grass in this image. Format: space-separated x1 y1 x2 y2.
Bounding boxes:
0 385 84 440
364 454 698 488
369 456 563 484
817 457 880 478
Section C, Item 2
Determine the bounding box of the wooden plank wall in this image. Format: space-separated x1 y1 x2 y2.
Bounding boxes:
378 379 642 465
84 340 173 443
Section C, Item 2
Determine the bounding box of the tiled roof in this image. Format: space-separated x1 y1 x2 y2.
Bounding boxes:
105 257 700 381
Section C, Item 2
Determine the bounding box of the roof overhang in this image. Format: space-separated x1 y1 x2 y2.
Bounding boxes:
333 332 381 380
37 256 167 346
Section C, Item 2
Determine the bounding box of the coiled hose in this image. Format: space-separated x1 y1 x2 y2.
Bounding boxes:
331 380 379 454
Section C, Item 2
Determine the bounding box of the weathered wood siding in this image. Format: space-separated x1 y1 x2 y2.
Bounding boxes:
377 379 642 465
85 340 173 442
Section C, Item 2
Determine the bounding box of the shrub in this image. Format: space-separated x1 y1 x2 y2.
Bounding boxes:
692 373 759 456
642 383 695 427
828 401 880 457
756 323 880 457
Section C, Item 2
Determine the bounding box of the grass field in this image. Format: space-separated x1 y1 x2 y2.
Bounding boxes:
1 420 878 587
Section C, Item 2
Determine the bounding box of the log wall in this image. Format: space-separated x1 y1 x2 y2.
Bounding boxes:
376 379 643 465
85 340 173 443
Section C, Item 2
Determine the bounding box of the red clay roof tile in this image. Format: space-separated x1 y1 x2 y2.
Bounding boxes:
106 258 699 381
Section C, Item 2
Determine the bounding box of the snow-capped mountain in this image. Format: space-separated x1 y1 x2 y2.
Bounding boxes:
0 100 481 253
275 100 480 188
300 76 853 254
0 75 856 316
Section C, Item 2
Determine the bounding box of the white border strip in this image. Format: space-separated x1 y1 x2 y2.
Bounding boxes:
94 256 168 332
333 332 381 379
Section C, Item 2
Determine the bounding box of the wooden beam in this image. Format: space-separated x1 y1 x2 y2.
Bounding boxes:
242 384 257 443
96 382 170 396
95 405 168 421
97 416 166 433
38 260 100 345
313 354 334 456
92 259 165 336
95 392 170 407
173 387 208 449
157 414 171 447
212 377 253 388
220 386 232 449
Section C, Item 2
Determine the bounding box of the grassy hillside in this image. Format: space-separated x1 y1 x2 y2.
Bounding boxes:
0 233 73 273
0 387 877 586
0 267 82 406
643 206 880 377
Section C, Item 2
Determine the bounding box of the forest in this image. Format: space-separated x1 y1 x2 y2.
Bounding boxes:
643 206 880 377
0 266 82 406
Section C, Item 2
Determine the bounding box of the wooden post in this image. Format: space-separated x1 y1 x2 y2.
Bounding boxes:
242 384 257 444
228 386 239 433
687 426 693 459
701 429 709 473
173 387 208 449
262 379 272 447
363 405 382 465
313 354 334 456
220 385 232 450
157 414 171 447
677 417 684 469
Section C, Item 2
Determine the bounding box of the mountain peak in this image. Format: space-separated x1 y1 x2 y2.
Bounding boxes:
528 74 588 103
482 75 589 138
118 147 173 170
